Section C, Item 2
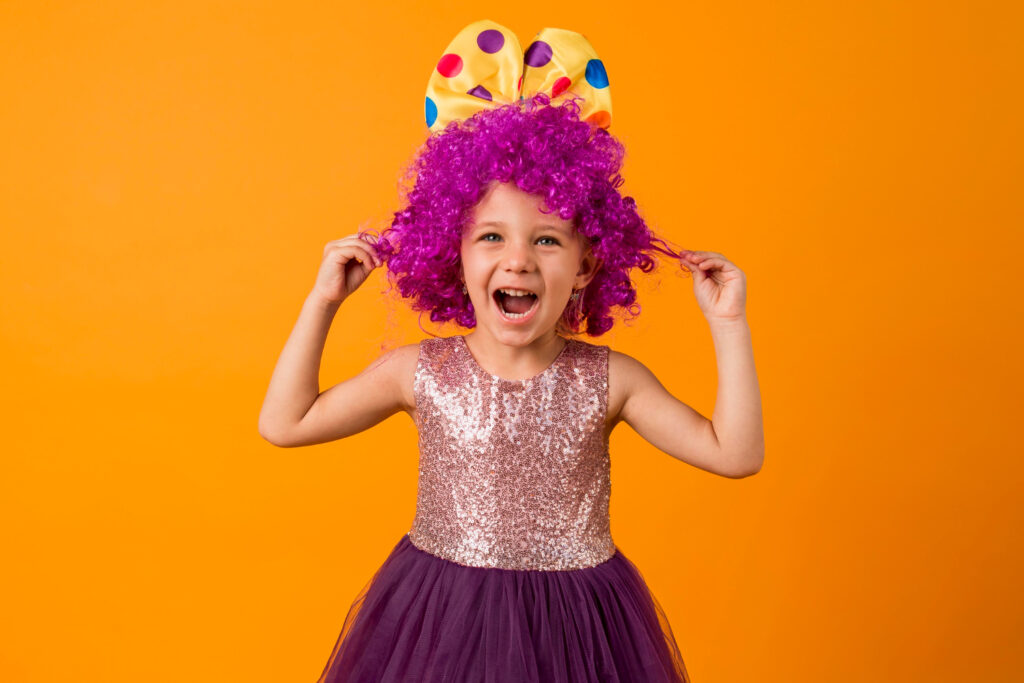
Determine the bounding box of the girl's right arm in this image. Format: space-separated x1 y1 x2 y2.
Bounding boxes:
257 234 416 448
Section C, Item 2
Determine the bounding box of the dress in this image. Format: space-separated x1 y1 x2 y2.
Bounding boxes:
317 334 690 682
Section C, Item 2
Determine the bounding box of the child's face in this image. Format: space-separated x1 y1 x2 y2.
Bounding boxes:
460 181 599 342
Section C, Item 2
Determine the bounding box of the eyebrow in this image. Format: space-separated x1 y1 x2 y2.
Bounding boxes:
473 220 572 233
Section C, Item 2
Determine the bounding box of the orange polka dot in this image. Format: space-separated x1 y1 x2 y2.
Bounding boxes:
585 110 611 129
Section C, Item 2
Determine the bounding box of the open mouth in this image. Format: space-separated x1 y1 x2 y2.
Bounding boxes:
492 288 540 322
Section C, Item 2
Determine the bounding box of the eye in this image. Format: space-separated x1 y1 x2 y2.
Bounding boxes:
479 233 560 246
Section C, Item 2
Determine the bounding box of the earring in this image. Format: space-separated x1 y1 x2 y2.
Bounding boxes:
461 284 468 294
570 288 581 301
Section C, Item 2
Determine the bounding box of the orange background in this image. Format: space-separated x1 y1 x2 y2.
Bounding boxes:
2 1 1020 681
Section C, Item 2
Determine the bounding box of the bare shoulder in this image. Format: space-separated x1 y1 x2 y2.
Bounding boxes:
374 341 420 417
606 347 683 430
606 348 648 435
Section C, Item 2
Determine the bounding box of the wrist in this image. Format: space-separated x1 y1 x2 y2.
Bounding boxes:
307 290 344 312
707 315 749 333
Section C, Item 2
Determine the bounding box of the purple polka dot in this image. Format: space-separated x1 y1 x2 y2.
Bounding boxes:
524 41 552 67
467 85 492 101
476 29 504 54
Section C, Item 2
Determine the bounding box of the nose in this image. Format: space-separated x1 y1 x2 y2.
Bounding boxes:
501 239 536 272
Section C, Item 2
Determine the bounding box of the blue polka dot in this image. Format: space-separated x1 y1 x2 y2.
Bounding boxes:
425 96 438 128
585 59 609 88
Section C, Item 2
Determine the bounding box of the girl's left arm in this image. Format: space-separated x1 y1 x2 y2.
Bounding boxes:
617 250 763 478
683 250 763 476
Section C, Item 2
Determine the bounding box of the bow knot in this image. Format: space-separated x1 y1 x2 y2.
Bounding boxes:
425 20 612 133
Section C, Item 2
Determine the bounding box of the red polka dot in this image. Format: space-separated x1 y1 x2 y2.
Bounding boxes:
437 53 463 78
551 77 571 97
585 110 611 129
517 74 524 93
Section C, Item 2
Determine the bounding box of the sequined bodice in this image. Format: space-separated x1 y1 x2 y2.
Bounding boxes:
407 335 615 571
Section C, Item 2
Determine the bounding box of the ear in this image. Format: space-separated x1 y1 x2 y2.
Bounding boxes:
575 247 602 289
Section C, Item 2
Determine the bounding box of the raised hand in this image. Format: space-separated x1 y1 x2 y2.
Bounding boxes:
680 250 747 323
312 233 382 304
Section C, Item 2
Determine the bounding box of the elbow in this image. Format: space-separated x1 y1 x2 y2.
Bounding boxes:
258 428 285 447
258 419 295 448
733 463 762 479
722 451 764 479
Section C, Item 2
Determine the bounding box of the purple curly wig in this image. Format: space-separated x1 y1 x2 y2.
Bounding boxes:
360 92 684 337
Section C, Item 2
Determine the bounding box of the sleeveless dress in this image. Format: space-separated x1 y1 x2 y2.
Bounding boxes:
317 335 690 682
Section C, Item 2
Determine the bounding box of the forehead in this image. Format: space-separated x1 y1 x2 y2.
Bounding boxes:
470 182 574 229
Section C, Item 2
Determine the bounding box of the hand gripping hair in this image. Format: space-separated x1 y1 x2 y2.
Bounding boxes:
362 19 686 337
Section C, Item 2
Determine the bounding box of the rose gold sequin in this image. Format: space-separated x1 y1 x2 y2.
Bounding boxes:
408 334 615 571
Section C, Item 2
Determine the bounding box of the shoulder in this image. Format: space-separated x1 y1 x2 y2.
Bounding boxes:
606 348 660 427
380 336 462 415
608 348 665 395
371 340 423 414
608 347 648 378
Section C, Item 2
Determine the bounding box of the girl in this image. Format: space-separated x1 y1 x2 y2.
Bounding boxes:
259 20 763 683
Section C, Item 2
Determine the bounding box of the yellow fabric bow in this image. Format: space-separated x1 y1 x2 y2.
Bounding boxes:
425 19 612 134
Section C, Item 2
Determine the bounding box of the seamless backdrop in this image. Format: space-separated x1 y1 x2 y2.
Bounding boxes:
1 1 1021 681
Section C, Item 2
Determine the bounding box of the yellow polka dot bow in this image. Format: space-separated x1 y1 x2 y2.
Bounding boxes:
425 19 612 134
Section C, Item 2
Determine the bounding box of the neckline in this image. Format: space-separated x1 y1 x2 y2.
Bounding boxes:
458 334 571 384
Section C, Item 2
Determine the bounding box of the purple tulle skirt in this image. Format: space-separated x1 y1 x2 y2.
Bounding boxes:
316 534 690 682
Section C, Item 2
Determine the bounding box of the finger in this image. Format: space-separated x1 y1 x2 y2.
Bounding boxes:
690 260 708 281
684 253 705 271
686 250 728 262
355 244 381 268
705 258 736 272
338 243 380 267
344 236 383 264
347 245 377 268
364 239 382 263
328 244 372 267
324 240 350 255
